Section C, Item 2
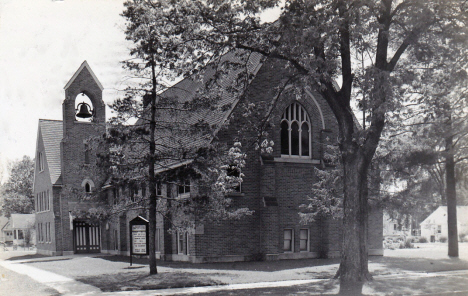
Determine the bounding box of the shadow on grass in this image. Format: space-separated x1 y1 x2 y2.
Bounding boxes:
6 254 49 261
93 255 340 272
370 256 468 274
77 271 223 292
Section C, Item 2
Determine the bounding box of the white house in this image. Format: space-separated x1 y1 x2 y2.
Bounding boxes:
420 206 468 242
383 212 413 238
6 214 36 246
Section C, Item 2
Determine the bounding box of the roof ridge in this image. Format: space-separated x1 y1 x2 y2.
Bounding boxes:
39 119 63 122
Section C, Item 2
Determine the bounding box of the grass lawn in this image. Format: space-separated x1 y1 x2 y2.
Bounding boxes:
77 271 222 292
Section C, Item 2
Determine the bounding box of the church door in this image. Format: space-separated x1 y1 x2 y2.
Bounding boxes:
73 221 101 253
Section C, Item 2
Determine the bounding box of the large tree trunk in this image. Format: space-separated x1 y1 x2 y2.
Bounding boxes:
445 133 458 257
338 145 372 284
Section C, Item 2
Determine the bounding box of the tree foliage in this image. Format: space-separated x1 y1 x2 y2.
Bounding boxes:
115 0 468 283
0 156 35 217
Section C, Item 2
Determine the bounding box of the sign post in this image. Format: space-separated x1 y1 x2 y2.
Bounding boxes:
129 216 149 266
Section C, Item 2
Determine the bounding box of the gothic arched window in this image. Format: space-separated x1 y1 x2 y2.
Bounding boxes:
280 102 311 158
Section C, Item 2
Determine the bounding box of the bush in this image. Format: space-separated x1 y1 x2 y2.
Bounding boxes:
419 237 428 243
399 238 414 249
439 236 447 243
405 238 414 248
459 233 467 242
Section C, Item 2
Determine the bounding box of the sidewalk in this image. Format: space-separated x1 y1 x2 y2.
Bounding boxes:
0 243 467 295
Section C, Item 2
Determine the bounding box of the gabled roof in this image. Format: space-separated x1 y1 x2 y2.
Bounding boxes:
129 50 264 173
38 119 63 185
420 206 468 225
0 216 9 231
64 60 104 91
2 221 11 231
10 214 35 229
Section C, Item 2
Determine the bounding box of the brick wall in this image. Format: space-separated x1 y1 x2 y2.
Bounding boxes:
175 57 382 262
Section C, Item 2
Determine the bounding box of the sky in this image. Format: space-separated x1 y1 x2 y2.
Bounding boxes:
0 0 281 182
0 0 131 181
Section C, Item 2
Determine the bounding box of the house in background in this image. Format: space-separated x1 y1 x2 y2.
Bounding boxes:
1 214 35 246
383 212 412 238
383 212 422 239
0 216 12 243
420 206 468 242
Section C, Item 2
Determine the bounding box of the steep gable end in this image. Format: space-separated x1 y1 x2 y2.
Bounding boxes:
38 119 63 185
64 60 104 92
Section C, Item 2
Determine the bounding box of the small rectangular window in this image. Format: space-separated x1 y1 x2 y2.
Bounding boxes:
84 143 90 164
178 181 190 197
113 187 119 205
227 165 242 193
438 225 442 233
155 228 160 252
39 152 44 171
114 229 119 250
18 230 24 240
129 183 137 202
186 233 189 255
141 182 146 198
157 181 162 196
177 231 185 254
284 229 294 252
300 229 309 252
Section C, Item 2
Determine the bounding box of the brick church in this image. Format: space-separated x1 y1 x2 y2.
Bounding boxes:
33 58 383 260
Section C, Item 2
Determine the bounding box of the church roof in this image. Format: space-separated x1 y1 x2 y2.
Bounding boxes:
131 50 264 173
38 119 63 185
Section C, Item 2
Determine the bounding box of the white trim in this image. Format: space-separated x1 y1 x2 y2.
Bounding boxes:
64 60 104 91
275 157 320 164
304 88 326 130
81 178 95 191
154 160 193 174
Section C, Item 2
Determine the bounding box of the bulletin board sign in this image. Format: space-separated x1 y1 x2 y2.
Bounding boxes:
129 216 149 256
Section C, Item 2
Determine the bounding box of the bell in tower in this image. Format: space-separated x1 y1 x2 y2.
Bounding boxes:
76 101 93 119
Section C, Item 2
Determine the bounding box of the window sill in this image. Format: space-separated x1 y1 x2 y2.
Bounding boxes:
226 192 245 197
275 157 320 164
177 193 190 199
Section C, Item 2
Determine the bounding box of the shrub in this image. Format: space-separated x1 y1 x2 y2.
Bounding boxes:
459 233 467 242
405 238 414 248
419 237 428 243
439 236 447 243
399 238 414 249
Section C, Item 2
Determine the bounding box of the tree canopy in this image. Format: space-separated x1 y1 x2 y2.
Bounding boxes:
0 156 35 217
117 0 468 284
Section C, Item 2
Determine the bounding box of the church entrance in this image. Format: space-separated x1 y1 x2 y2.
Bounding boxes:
73 221 101 253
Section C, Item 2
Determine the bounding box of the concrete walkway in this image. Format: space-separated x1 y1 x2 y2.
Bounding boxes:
0 259 101 295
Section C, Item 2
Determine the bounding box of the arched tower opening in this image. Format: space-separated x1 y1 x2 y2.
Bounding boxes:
75 92 94 122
